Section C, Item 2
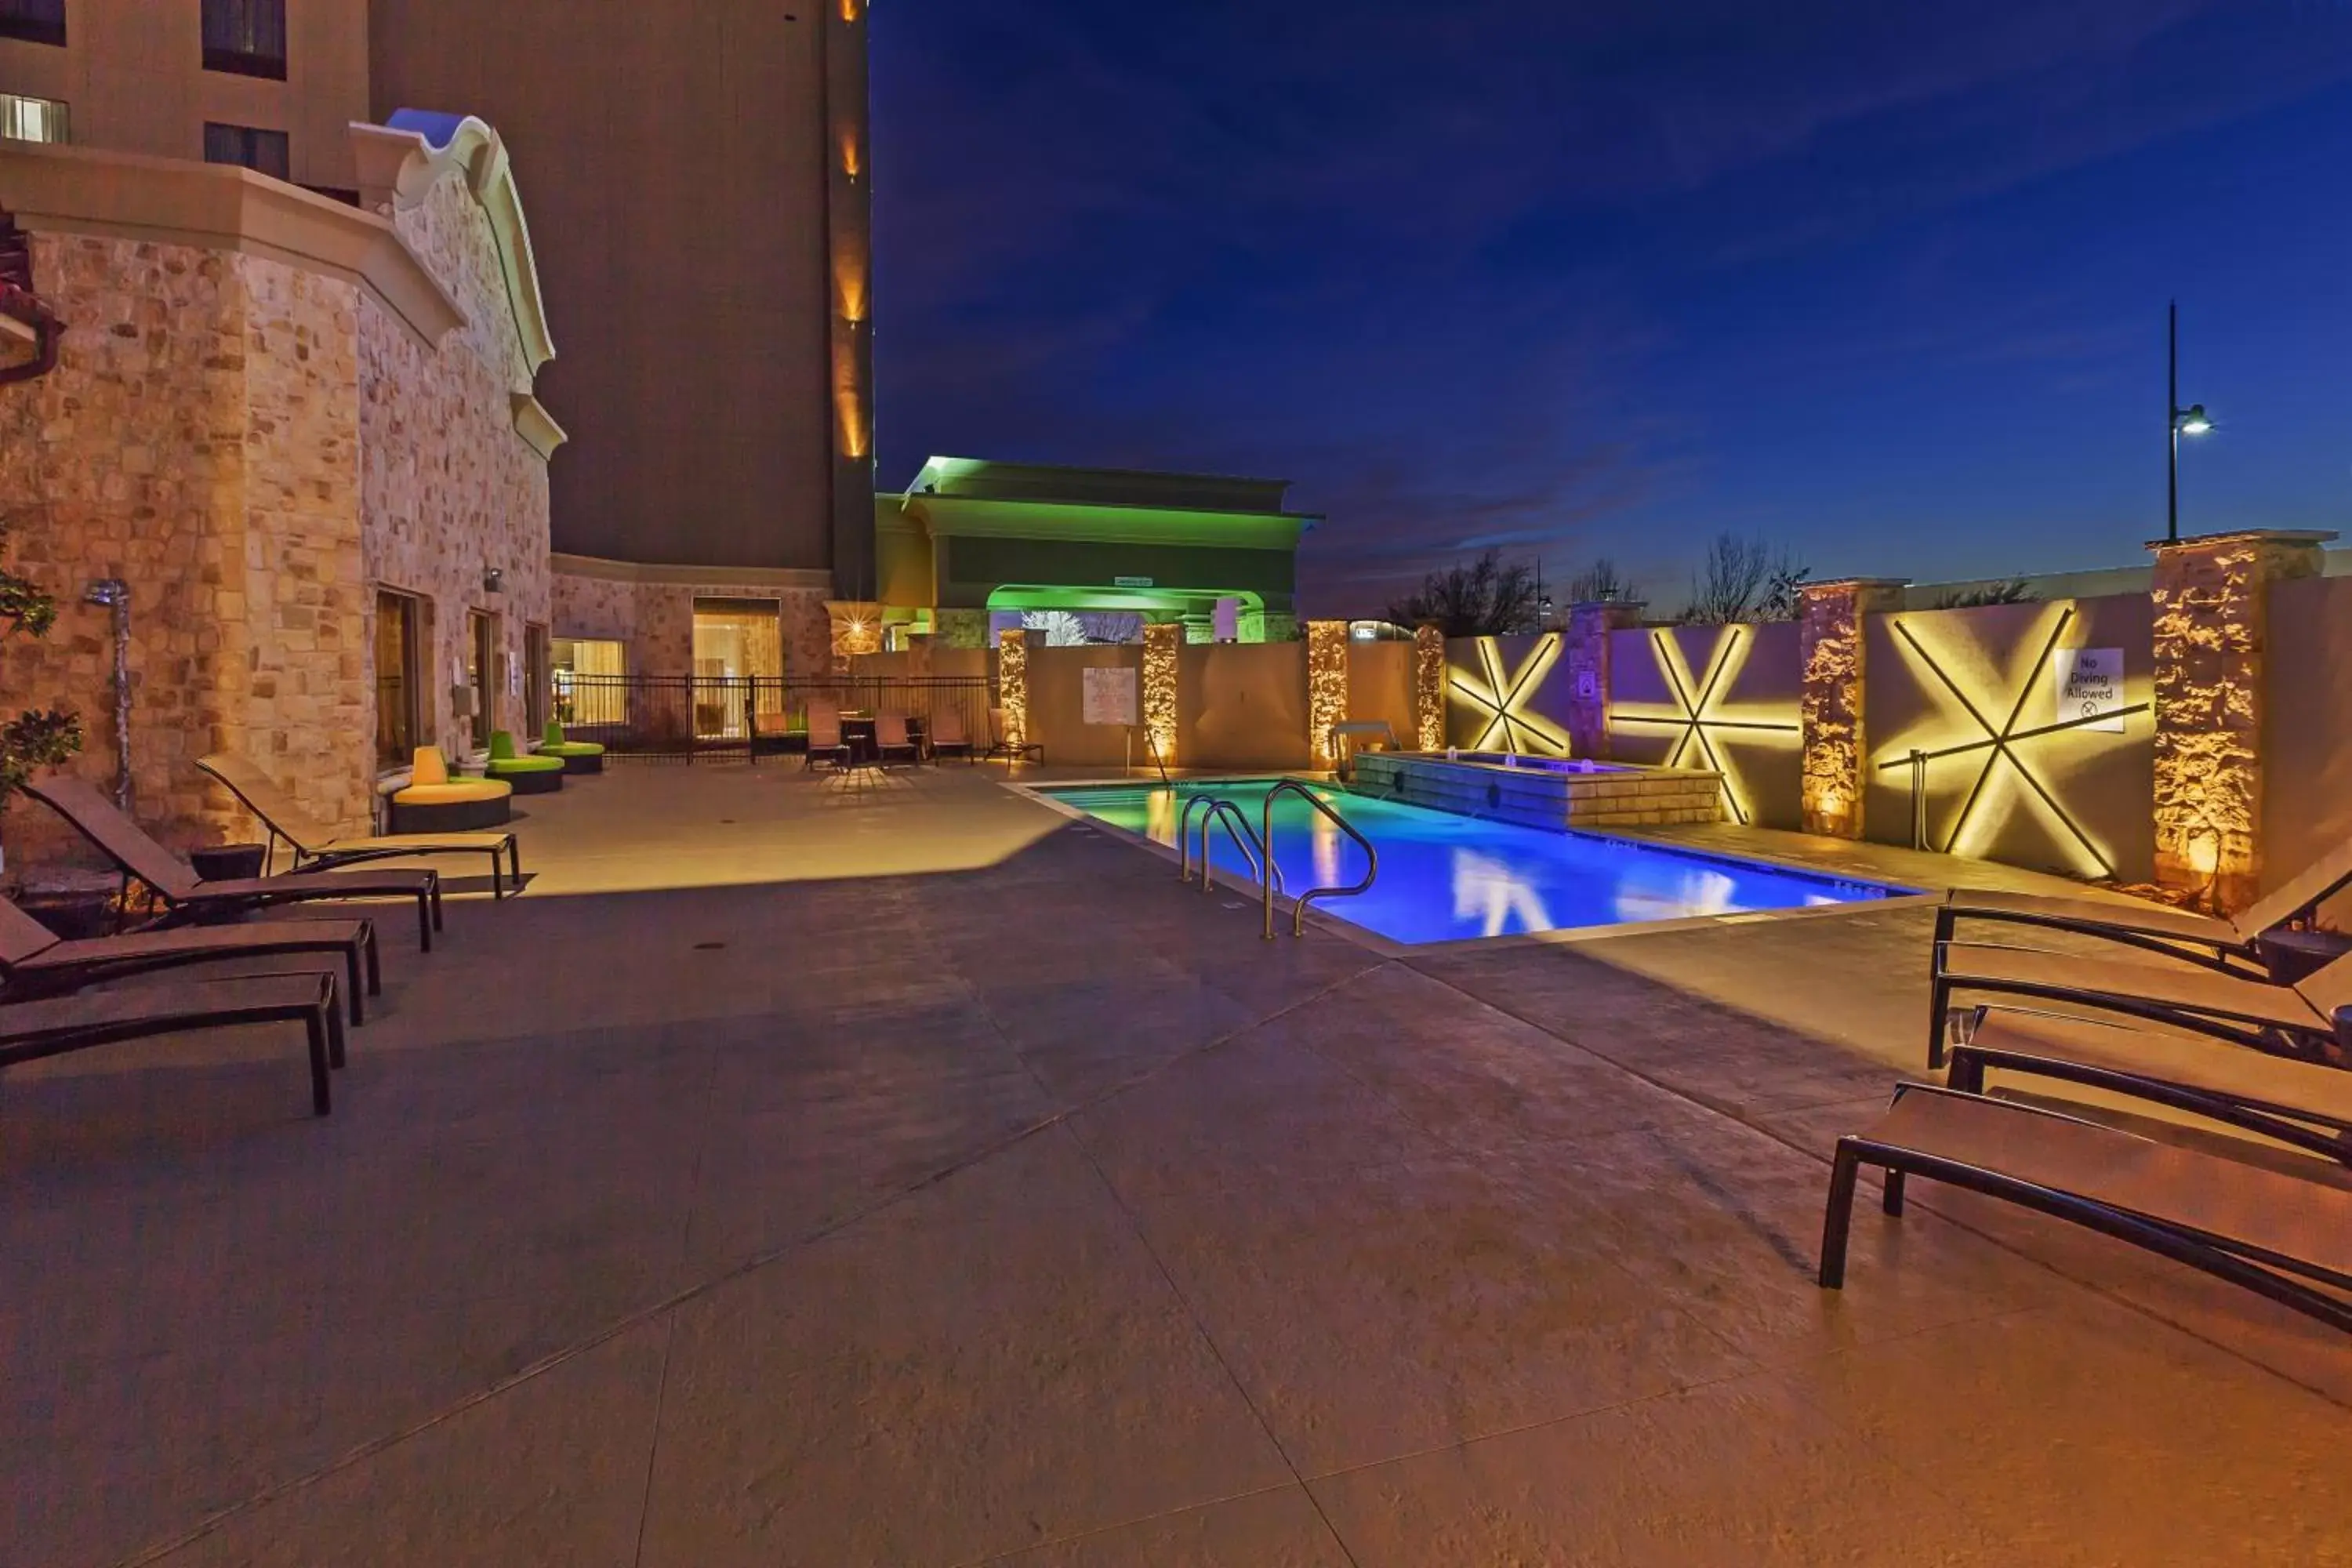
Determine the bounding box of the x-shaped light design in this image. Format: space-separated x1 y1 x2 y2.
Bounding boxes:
1448 634 1570 755
1609 627 1798 826
1875 606 2148 877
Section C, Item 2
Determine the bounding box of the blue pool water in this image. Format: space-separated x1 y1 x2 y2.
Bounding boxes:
1044 779 1911 946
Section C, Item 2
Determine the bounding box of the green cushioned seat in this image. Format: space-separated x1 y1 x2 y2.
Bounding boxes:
484 731 565 793
538 720 604 757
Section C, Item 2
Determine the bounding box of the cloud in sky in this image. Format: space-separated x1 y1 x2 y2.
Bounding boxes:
873 0 2352 612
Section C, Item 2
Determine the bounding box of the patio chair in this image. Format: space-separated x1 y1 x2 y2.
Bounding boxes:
390 746 512 833
927 706 975 764
873 713 920 768
536 720 606 775
983 706 1044 767
2 894 378 1024
1944 1004 2352 1169
1928 938 2352 1069
485 731 565 794
198 752 521 898
24 775 442 953
804 700 850 771
1818 1081 2352 1335
1936 833 2352 977
1 971 345 1116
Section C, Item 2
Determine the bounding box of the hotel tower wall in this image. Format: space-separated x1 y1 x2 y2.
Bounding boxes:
368 0 876 594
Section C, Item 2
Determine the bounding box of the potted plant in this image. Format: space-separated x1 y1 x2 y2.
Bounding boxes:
0 518 84 891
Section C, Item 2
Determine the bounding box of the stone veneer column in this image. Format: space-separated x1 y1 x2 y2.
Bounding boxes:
1412 625 1446 750
2148 529 2333 911
825 599 883 675
996 628 1031 751
1305 620 1349 768
1798 579 1908 840
1142 622 1181 768
1563 601 1646 760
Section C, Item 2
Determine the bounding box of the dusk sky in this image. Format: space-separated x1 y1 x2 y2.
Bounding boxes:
871 2 2352 615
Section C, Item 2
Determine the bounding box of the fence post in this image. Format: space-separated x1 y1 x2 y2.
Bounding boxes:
1798 578 1908 840
1565 601 1646 759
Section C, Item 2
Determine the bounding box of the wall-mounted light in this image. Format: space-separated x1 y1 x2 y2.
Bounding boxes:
1610 626 1799 826
482 565 504 594
1447 634 1570 756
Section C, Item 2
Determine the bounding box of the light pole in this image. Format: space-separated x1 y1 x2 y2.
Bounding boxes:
2168 299 2212 543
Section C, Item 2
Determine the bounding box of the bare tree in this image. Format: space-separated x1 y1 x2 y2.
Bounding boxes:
1680 534 1809 623
1561 557 1635 607
1929 578 2037 609
1385 550 1543 637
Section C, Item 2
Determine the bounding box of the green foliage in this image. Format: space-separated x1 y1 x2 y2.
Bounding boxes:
0 520 81 818
1386 550 1543 637
1929 578 2038 609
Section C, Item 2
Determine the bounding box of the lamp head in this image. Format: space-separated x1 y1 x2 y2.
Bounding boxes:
2177 404 2212 436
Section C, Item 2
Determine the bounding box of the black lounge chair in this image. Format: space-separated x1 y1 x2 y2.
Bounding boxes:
1927 940 2352 1068
2 895 379 1023
26 775 441 951
1946 1006 2352 1170
1936 835 2352 977
198 752 521 897
1819 1081 2352 1334
1 971 345 1115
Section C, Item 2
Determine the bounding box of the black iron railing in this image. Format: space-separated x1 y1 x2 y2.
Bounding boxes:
550 674 993 761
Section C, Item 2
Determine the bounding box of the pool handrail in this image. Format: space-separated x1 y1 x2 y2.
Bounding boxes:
1197 798 1283 898
1262 779 1378 939
1177 793 1219 884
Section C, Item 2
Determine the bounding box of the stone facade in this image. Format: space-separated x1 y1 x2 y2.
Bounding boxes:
1563 601 1645 759
548 560 832 680
1798 579 1906 840
2148 531 2330 911
0 140 557 877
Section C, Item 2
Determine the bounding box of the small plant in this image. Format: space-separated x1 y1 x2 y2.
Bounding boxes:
0 519 82 875
1929 578 2038 609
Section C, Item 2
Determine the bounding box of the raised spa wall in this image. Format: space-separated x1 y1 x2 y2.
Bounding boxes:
1352 752 1725 832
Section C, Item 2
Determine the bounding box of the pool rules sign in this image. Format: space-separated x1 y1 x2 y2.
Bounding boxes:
1082 666 1140 727
2054 648 2126 732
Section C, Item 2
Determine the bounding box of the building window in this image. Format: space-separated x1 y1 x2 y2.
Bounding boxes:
0 0 66 48
201 0 287 79
551 637 624 730
374 590 422 771
466 611 499 753
203 122 290 182
0 93 68 145
524 622 550 738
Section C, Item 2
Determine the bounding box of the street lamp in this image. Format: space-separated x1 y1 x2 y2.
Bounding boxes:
2168 299 2212 543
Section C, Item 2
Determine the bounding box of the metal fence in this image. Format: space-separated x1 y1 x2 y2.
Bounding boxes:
552 674 995 760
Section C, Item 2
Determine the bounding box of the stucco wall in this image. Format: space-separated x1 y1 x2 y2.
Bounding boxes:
1179 642 1311 772
1026 644 1147 769
1608 621 1805 830
2263 572 2352 924
1345 641 1417 754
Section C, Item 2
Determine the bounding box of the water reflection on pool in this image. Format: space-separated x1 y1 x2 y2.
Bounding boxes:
1056 779 1908 946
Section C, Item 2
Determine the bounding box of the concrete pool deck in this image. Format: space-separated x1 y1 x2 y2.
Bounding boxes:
5 762 2348 1566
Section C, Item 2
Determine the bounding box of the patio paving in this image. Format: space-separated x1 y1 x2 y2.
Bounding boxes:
4 762 2349 1566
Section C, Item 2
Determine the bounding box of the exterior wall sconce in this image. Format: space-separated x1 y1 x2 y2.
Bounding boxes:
482 566 504 594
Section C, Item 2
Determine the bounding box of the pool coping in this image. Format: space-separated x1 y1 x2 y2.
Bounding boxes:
1005 772 1948 957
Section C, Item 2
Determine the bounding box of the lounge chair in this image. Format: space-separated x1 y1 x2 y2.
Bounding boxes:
803 701 850 771
1929 939 2352 1068
2 894 378 1023
873 713 920 768
485 731 565 794
1818 1081 2352 1334
1944 1004 2352 1169
983 706 1043 766
927 707 975 764
1936 834 2352 976
390 746 512 833
24 775 442 952
535 720 605 775
198 752 520 898
1 971 346 1115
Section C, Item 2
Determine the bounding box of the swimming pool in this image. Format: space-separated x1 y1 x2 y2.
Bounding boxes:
1041 778 1912 946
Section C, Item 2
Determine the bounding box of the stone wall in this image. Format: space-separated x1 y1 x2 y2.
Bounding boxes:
363 172 554 768
0 143 557 879
549 563 831 680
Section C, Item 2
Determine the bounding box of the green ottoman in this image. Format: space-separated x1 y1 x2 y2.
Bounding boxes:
539 720 606 775
485 730 566 795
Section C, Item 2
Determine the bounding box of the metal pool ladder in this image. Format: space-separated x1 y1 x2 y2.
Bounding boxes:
1261 779 1377 938
1174 781 1378 939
